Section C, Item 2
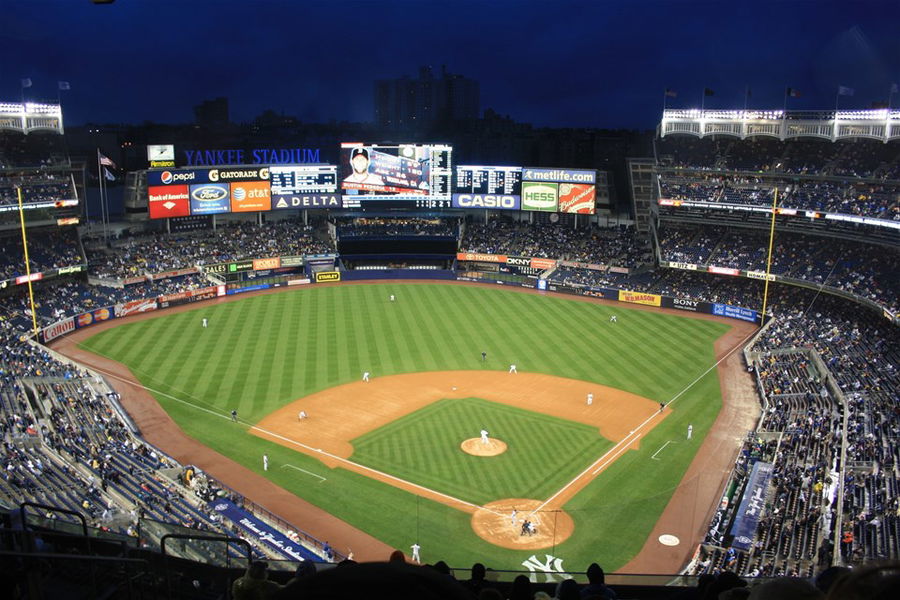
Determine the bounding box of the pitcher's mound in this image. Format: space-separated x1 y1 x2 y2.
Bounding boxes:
472 499 574 549
461 438 507 456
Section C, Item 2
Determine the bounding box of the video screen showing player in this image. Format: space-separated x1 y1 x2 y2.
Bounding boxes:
341 145 431 196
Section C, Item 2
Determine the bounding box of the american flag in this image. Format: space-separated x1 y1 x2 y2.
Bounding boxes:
98 152 116 168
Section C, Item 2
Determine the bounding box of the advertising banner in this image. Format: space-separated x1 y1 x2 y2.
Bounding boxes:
189 183 230 215
530 258 557 270
42 318 75 343
229 181 271 212
708 266 741 276
208 167 269 183
560 260 606 271
456 252 507 263
521 182 558 212
730 462 774 550
210 497 318 561
667 261 699 271
75 307 115 329
228 260 255 273
618 290 662 306
226 284 271 295
545 283 578 295
557 184 596 214
281 256 304 267
16 272 43 285
315 271 341 283
158 286 218 308
661 297 712 313
148 267 199 281
451 194 521 210
272 194 342 209
253 257 281 270
115 299 159 317
745 270 776 281
582 288 618 300
713 303 760 323
522 167 596 184
148 185 191 219
147 169 211 186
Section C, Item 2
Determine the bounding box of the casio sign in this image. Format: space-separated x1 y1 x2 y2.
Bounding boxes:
456 194 517 208
191 185 228 202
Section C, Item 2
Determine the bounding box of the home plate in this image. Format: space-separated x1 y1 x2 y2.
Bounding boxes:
658 534 680 546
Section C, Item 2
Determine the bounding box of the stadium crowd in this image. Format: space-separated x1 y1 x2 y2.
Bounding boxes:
334 216 458 237
0 227 84 281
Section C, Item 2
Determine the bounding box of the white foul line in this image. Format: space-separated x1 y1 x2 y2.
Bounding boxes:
281 464 326 482
651 440 674 460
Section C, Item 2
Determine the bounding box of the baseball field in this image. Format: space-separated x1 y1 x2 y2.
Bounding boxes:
69 282 752 573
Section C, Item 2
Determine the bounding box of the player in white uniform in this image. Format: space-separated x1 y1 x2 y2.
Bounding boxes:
480 429 490 445
298 410 308 421
362 371 370 382
509 364 517 373
202 318 208 328
263 454 269 471
410 542 421 563
390 295 395 302
609 315 617 323
587 393 593 405
687 424 693 439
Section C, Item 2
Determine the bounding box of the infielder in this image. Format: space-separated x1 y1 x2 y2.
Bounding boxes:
263 454 269 471
202 317 208 328
480 429 490 445
509 364 517 374
298 410 308 421
362 371 370 382
410 542 421 563
687 424 693 440
587 393 594 406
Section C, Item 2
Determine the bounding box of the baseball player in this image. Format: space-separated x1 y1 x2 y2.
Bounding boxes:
510 508 518 526
480 429 490 445
230 409 238 422
362 371 370 382
202 317 208 328
263 454 269 471
687 424 693 440
410 542 421 564
659 402 665 413
481 351 487 362
509 364 517 374
390 294 395 302
609 315 617 323
298 410 308 421
587 393 594 406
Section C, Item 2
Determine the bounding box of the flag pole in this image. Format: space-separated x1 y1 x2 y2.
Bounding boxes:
97 148 108 243
17 187 40 339
760 187 779 326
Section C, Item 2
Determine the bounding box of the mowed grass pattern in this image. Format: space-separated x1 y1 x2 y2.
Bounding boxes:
351 398 613 505
79 283 733 570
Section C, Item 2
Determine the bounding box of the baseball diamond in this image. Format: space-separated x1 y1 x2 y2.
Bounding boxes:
60 281 758 572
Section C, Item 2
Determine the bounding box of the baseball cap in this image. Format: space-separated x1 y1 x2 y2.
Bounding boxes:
350 147 369 159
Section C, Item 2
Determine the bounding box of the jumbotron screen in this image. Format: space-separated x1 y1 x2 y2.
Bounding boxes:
452 165 522 210
340 143 452 209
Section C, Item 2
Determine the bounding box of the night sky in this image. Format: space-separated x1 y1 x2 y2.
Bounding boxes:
3 0 899 129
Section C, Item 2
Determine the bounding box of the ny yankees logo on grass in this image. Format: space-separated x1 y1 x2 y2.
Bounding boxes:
521 554 572 582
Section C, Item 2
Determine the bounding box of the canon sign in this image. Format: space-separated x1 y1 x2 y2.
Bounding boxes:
451 194 521 210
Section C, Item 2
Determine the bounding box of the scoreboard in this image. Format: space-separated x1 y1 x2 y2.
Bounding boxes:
270 165 337 195
452 165 523 210
340 143 453 208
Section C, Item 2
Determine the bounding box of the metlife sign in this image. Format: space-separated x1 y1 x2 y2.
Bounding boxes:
522 168 596 184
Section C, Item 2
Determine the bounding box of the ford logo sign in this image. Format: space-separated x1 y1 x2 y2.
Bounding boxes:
192 185 228 202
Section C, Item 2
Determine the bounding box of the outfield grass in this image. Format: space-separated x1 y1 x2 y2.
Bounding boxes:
79 283 731 571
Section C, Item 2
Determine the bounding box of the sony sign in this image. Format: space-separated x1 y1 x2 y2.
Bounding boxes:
452 194 521 210
671 298 700 312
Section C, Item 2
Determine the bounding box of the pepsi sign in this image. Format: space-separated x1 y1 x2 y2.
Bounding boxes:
147 169 210 186
189 183 230 214
451 194 521 210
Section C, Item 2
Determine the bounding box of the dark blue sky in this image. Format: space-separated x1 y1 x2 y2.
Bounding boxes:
4 0 899 129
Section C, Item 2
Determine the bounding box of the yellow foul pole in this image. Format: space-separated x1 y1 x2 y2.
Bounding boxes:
759 187 779 326
17 187 40 338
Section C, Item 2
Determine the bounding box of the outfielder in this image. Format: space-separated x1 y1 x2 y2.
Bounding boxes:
263 454 269 471
202 317 208 328
687 424 693 440
390 295 395 302
609 315 617 323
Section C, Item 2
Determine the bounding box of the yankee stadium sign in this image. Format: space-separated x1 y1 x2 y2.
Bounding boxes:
183 148 322 166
